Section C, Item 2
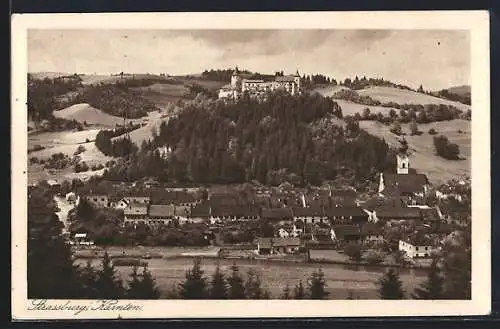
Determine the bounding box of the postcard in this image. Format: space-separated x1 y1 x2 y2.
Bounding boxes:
12 11 490 320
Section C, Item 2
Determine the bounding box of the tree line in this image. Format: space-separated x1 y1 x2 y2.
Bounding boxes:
95 129 139 157
335 89 469 123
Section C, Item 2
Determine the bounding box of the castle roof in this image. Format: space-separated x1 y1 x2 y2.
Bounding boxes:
275 76 296 83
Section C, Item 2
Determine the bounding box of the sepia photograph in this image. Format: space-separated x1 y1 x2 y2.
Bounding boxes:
12 11 490 319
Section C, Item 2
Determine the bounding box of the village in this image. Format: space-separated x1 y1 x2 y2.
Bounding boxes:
33 137 471 270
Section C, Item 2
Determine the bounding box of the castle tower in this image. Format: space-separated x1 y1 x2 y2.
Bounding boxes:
294 69 301 92
231 66 242 90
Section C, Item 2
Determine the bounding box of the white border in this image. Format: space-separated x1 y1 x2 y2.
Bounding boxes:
11 11 491 319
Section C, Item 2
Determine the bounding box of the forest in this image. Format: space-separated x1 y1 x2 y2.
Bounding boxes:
102 91 393 190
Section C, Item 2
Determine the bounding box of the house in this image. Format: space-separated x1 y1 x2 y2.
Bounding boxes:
148 204 176 225
208 192 241 207
255 237 301 255
261 208 294 224
278 227 290 238
210 205 260 222
189 202 211 223
374 206 423 223
122 192 150 205
311 227 334 243
150 190 199 207
418 206 442 223
361 222 385 245
292 206 325 225
124 202 149 225
399 233 438 259
112 198 130 210
331 225 363 243
84 194 109 208
324 206 369 223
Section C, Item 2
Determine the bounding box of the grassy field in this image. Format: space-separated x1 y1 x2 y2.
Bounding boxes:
28 129 113 166
131 83 190 108
359 119 470 184
334 99 398 116
312 85 350 97
358 86 471 111
75 252 427 299
53 103 129 128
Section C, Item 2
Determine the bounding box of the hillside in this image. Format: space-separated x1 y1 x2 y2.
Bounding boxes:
446 85 471 97
359 119 470 184
357 86 471 111
312 85 350 97
130 83 190 109
53 103 129 127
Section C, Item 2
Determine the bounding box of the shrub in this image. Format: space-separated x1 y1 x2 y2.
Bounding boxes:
390 123 403 136
433 135 461 160
428 128 438 135
74 145 86 156
364 250 385 265
344 243 363 262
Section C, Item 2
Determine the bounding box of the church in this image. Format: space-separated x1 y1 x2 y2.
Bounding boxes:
378 138 430 202
218 66 302 101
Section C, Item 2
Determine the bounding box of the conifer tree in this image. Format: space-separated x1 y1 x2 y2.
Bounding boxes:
412 259 444 299
94 251 125 299
293 280 307 299
227 262 246 299
79 260 99 298
126 266 142 298
244 268 264 299
126 265 160 299
179 257 207 299
308 268 329 299
209 262 228 299
280 283 291 299
377 269 405 299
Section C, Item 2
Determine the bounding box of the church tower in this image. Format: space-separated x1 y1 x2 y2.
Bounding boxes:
396 137 409 174
397 153 409 174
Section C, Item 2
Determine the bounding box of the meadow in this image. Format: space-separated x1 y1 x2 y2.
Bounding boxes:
359 119 471 184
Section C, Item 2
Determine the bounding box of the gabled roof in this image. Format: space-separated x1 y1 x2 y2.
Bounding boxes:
124 202 148 215
272 237 301 247
275 76 296 83
211 205 260 218
261 207 293 220
420 207 441 222
375 206 422 219
332 225 362 238
257 237 301 248
382 173 429 194
148 204 175 218
324 206 368 218
361 222 383 235
190 202 211 218
401 232 435 246
292 206 324 217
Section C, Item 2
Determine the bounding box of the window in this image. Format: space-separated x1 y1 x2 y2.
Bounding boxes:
402 163 406 168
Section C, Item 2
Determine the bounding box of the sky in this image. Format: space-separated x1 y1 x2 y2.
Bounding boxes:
28 29 470 90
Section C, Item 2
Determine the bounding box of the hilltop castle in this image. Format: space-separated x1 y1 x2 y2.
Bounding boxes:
218 66 302 101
